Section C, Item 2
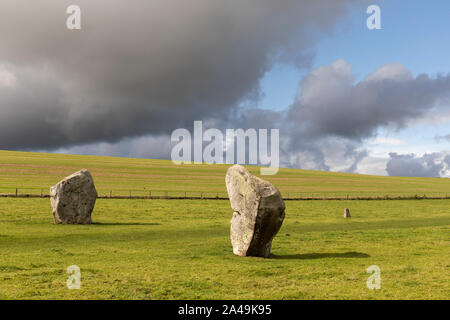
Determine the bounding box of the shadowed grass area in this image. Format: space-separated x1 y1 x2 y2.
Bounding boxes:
0 198 448 299
271 252 371 260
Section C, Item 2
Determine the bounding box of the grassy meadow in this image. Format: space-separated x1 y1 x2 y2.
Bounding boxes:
0 150 449 299
0 198 448 299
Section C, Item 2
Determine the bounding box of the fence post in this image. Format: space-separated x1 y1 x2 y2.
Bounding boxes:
41 189 43 198
15 188 18 197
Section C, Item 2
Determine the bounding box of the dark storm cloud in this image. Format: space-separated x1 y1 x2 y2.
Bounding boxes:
386 152 449 177
287 60 450 141
0 0 362 150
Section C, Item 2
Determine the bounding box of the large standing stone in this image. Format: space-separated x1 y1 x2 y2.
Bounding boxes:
225 165 285 258
50 169 98 224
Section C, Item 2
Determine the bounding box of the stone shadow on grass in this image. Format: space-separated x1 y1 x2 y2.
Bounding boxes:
271 251 370 260
92 222 161 226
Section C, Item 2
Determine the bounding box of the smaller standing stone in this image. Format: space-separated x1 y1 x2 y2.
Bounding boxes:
344 208 351 218
50 169 98 224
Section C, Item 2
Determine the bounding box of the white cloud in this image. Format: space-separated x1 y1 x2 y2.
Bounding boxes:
364 63 413 82
386 152 450 177
355 155 389 176
0 66 16 88
368 137 405 146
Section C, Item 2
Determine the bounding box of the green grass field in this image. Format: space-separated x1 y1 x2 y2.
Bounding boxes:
0 150 449 299
0 199 448 299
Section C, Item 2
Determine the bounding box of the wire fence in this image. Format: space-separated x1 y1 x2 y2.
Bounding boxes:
1 188 450 200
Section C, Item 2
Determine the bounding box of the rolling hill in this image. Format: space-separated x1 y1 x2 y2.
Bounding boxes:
1 150 449 198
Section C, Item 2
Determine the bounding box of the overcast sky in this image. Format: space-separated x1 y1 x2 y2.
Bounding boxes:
1 0 449 177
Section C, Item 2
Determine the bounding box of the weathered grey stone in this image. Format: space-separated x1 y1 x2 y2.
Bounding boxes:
225 165 285 258
50 169 97 224
344 208 351 218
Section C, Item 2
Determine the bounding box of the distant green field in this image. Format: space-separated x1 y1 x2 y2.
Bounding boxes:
1 150 450 198
0 198 448 299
